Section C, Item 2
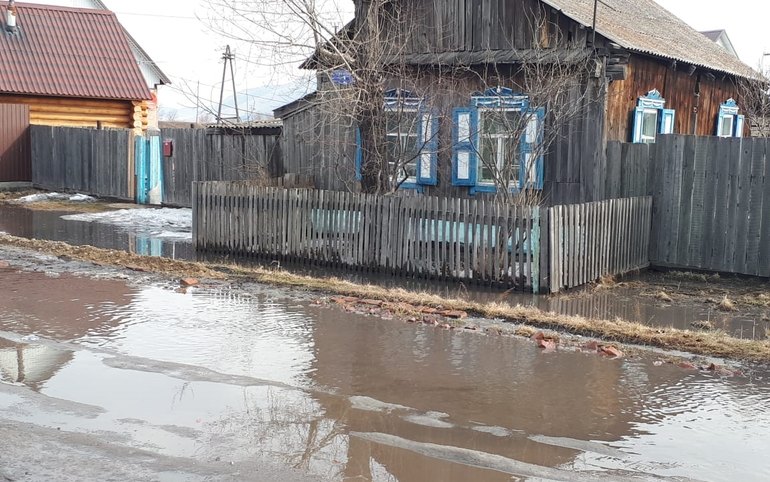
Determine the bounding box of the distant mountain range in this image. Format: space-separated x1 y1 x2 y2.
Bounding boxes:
160 81 315 122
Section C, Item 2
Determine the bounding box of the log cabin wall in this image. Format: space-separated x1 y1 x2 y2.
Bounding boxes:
606 55 742 142
0 94 139 130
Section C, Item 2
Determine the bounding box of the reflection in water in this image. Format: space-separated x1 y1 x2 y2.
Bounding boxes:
0 205 193 259
0 204 763 338
0 267 135 340
1 271 769 481
0 340 73 391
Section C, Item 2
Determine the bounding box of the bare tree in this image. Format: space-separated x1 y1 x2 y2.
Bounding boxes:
158 107 179 122
205 0 593 201
737 76 770 137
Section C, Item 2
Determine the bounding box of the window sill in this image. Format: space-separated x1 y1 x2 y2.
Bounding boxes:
469 183 530 195
396 181 424 192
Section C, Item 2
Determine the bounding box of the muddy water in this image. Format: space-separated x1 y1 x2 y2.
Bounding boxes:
0 205 193 259
1 204 764 339
1 267 769 481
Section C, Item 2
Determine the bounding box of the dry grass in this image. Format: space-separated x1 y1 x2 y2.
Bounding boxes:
0 234 223 280
14 200 117 213
596 274 616 287
0 189 39 201
741 293 770 307
717 296 737 312
2 233 770 363
0 189 117 213
655 290 673 302
691 320 715 331
665 271 721 283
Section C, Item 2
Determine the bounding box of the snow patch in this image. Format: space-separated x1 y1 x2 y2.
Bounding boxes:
349 396 411 413
15 192 96 203
61 208 192 240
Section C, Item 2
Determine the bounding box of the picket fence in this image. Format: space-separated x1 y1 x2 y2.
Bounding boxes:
194 182 544 291
548 196 652 292
194 183 654 292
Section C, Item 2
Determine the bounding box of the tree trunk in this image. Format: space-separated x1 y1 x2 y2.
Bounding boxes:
359 104 388 194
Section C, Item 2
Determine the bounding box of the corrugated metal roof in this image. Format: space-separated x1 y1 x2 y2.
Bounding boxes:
0 2 152 100
206 119 283 129
541 0 755 78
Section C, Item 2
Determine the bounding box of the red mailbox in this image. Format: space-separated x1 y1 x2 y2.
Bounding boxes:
162 139 173 157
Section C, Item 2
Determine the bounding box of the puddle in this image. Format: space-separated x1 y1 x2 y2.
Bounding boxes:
205 257 769 340
1 203 764 339
1 270 769 481
0 205 193 260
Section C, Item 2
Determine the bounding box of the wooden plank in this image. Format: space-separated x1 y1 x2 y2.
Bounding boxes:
525 205 533 288
699 137 720 269
759 139 770 276
686 137 707 268
722 137 741 272
711 137 731 271
467 198 475 281
733 138 752 274
548 206 558 293
746 138 766 276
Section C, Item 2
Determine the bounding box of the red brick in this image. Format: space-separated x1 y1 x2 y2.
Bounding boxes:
442 310 468 319
599 345 623 358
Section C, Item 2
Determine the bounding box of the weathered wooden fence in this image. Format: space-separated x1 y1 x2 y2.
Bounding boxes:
649 135 770 276
161 128 282 207
30 125 132 200
193 182 545 291
193 183 655 292
547 196 652 293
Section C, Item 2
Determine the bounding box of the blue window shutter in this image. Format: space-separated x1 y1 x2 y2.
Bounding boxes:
660 109 675 135
519 107 545 190
632 107 645 143
452 107 477 186
735 115 745 138
417 111 438 185
355 127 362 181
716 105 726 137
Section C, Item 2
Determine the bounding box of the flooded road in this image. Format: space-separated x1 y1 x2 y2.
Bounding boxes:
0 204 194 260
1 202 765 341
1 259 769 481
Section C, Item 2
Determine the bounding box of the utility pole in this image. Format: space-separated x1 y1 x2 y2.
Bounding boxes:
216 45 240 125
590 0 598 50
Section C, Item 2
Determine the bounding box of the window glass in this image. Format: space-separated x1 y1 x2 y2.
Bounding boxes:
641 109 658 144
720 115 734 137
385 110 419 182
478 109 521 185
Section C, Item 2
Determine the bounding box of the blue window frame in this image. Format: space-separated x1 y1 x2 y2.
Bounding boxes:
451 87 544 193
355 89 438 190
632 89 675 144
716 98 745 138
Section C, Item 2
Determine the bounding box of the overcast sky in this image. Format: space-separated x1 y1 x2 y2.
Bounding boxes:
82 0 770 119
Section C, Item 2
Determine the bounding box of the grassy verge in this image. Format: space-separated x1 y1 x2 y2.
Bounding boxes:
2 233 769 363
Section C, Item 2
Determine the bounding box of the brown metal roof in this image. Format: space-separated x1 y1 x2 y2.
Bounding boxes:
541 0 755 78
0 2 152 100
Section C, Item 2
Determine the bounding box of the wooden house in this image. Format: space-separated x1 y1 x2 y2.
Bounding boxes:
275 0 755 204
17 0 171 129
0 1 153 132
